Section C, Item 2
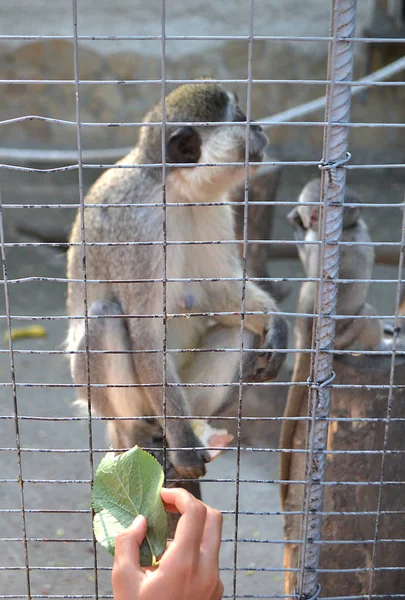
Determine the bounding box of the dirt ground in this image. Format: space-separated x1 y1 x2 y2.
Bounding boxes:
0 166 404 598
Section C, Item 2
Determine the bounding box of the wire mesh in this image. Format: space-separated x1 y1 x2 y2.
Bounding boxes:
0 0 405 599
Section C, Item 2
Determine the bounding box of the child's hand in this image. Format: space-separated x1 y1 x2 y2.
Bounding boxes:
112 487 223 600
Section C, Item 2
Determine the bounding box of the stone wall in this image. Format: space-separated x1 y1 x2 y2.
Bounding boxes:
1 1 404 163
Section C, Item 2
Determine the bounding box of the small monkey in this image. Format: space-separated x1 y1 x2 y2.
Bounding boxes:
67 82 288 480
280 178 382 510
288 178 383 351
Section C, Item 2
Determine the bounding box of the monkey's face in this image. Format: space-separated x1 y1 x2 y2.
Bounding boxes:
226 94 269 164
297 204 318 231
288 199 321 241
297 178 362 230
160 84 268 197
196 92 268 180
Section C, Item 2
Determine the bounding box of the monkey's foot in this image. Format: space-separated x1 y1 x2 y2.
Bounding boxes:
251 315 288 381
169 447 210 480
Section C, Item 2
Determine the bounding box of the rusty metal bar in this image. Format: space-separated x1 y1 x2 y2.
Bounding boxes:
295 0 358 597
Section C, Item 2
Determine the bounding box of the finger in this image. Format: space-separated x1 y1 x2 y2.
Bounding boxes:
200 507 223 566
160 487 183 513
161 500 180 514
113 515 148 574
161 487 200 514
160 488 207 563
214 579 224 600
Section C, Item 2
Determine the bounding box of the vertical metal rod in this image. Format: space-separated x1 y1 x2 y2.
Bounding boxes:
160 0 168 476
296 1 357 597
233 1 255 598
71 1 99 597
0 185 31 599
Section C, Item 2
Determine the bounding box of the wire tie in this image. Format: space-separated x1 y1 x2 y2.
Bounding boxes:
318 152 351 186
295 583 322 600
306 370 336 389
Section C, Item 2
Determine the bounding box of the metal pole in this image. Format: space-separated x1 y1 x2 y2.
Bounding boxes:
296 1 357 597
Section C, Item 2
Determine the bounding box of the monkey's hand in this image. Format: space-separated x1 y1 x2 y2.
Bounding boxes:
147 427 210 480
245 315 288 382
169 431 211 480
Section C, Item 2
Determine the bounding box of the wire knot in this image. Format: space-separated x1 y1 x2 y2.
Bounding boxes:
306 371 336 389
318 152 351 187
295 583 322 600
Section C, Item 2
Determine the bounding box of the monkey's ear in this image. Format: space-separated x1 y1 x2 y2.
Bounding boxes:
343 205 361 227
167 126 201 164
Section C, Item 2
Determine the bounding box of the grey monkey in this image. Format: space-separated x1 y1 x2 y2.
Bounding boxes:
66 82 288 480
288 177 382 351
280 179 383 508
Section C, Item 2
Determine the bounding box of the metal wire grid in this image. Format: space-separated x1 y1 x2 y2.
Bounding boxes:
0 0 404 599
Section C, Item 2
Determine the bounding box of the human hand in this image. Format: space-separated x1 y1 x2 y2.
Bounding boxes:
112 487 224 600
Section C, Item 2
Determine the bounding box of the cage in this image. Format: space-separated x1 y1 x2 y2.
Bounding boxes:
1 1 405 599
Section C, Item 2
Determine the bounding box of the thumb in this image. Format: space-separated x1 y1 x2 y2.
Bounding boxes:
128 514 148 537
114 515 148 570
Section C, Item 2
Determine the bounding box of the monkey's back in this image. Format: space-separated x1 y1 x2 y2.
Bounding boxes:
66 150 164 319
336 218 374 318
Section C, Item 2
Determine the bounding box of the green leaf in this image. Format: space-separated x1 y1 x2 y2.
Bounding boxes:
92 445 168 567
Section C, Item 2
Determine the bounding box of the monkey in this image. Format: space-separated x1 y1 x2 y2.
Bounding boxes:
287 177 383 352
66 82 288 481
279 178 382 509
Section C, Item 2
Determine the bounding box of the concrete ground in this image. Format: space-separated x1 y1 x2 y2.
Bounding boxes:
0 166 404 598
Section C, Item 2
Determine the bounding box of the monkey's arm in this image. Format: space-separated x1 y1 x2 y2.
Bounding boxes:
206 280 287 379
207 279 279 338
